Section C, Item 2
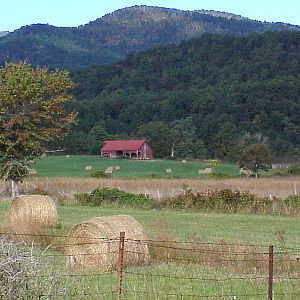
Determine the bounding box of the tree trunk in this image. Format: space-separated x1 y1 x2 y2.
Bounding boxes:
171 141 176 158
11 180 19 198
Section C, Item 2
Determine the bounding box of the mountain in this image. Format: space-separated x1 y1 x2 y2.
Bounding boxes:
66 31 300 159
0 5 299 69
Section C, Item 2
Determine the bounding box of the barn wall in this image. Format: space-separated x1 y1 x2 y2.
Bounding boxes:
139 142 153 159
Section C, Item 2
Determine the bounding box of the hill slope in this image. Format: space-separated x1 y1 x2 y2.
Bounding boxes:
0 6 299 69
67 31 300 159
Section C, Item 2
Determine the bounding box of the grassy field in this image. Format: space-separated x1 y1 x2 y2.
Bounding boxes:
1 202 299 299
1 200 299 299
57 206 300 247
1 156 299 298
31 155 240 178
3 154 294 200
1 201 299 247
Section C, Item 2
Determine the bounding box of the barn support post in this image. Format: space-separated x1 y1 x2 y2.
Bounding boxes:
268 245 274 300
116 231 125 300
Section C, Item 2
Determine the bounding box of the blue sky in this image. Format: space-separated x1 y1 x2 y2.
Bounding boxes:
2 0 300 32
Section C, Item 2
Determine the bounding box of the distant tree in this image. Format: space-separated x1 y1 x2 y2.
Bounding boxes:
213 122 238 159
169 118 194 158
139 121 171 158
87 124 112 154
62 131 88 154
169 117 202 158
0 62 76 197
239 144 273 177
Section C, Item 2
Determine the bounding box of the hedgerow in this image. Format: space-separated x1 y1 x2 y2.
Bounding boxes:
75 187 300 215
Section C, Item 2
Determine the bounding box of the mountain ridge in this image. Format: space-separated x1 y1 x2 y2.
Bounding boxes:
0 5 299 69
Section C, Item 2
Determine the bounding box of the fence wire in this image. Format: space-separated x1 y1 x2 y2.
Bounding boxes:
0 232 299 299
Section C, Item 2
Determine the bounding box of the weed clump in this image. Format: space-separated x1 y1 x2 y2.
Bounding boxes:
90 170 111 178
0 236 55 299
75 187 151 208
156 189 300 215
156 189 257 212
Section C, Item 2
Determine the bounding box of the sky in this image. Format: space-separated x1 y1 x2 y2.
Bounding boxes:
1 0 300 32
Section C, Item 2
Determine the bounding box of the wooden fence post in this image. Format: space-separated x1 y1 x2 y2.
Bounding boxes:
268 245 274 300
116 231 125 300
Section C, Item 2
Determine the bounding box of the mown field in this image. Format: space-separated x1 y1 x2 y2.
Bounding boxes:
31 155 240 178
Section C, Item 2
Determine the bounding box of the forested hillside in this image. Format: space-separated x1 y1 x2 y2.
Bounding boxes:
63 31 300 160
0 5 299 69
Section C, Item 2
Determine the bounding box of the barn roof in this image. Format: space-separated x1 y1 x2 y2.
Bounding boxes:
101 140 146 151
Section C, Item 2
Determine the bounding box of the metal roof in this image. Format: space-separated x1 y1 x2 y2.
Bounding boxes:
101 140 146 151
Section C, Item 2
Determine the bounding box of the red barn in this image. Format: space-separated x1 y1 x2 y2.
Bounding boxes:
100 140 153 159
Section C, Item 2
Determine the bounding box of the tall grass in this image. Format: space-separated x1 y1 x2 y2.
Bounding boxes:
1 176 298 202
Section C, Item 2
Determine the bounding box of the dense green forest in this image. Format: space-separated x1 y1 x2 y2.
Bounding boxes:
0 6 299 69
58 31 300 161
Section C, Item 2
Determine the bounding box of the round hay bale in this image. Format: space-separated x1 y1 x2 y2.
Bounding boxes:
6 195 58 229
67 215 150 271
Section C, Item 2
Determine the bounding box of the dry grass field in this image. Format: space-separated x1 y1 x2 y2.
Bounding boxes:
1 176 299 202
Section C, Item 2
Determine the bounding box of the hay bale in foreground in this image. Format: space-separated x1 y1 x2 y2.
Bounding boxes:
67 215 150 271
6 195 58 229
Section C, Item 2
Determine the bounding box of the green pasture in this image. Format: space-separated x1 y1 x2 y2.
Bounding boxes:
57 206 300 248
1 202 299 299
31 155 240 178
1 202 299 247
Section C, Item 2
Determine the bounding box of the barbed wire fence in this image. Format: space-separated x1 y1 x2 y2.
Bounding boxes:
0 232 299 299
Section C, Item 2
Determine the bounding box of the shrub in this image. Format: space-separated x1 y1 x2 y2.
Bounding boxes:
75 187 151 208
90 170 111 178
150 173 162 179
159 189 271 213
287 164 300 175
75 187 300 216
270 169 289 177
284 195 300 206
74 192 92 205
157 189 300 215
268 164 300 177
0 236 56 299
